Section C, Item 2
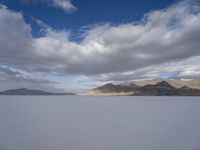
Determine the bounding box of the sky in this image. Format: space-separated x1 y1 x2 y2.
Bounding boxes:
0 0 200 92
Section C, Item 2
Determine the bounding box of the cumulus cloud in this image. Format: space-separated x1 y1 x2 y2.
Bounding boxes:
0 0 200 90
20 0 76 13
36 0 200 75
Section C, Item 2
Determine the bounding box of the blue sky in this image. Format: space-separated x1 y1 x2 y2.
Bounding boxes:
0 0 200 92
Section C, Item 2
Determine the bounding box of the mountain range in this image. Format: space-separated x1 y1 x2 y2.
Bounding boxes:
84 79 200 96
1 79 200 96
0 88 74 95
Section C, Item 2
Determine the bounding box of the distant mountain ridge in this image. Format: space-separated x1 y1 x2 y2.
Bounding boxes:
87 79 200 96
128 78 200 89
0 88 74 95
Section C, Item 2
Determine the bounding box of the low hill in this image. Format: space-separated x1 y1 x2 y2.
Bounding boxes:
0 88 74 95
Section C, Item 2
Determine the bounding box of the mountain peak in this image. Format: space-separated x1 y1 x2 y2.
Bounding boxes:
155 81 173 88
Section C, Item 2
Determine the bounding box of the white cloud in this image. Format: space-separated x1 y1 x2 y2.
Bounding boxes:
32 0 200 75
51 0 76 13
0 5 33 65
20 0 76 13
0 0 200 90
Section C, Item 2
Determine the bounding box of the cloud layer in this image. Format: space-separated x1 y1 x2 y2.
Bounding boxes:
0 0 200 90
0 65 60 92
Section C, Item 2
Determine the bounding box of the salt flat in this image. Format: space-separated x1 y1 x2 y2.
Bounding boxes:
0 96 200 150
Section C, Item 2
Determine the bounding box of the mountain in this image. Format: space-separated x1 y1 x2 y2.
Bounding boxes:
87 80 200 96
137 81 178 96
129 78 200 89
0 88 74 95
94 83 139 93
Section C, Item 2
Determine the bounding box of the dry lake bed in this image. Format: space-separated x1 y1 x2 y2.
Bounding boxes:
0 96 200 150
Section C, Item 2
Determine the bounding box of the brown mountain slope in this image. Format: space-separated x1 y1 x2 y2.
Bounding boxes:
85 79 200 96
128 78 200 89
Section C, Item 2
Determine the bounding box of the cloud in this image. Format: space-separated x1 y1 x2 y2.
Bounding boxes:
0 65 63 92
0 5 33 66
32 0 200 75
20 0 76 13
50 0 76 13
86 56 200 82
0 0 200 90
